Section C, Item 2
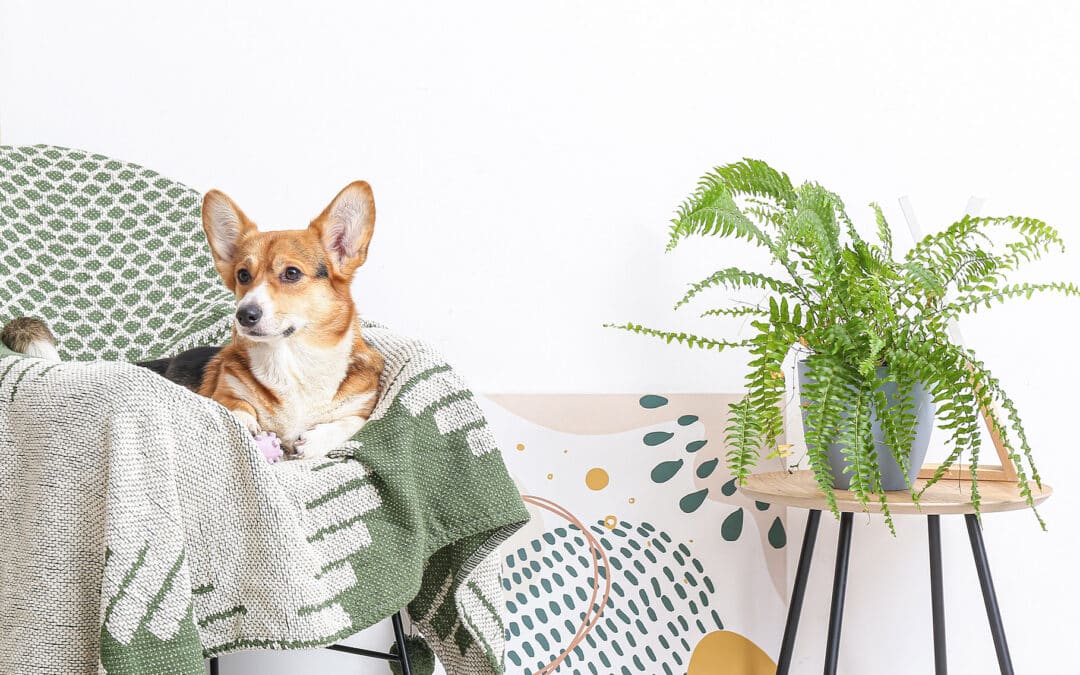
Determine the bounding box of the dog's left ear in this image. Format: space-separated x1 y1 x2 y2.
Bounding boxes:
310 181 375 277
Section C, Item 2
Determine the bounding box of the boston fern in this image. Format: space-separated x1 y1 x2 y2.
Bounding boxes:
610 159 1077 530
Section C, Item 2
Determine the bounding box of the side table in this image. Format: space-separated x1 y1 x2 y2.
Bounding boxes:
740 471 1052 675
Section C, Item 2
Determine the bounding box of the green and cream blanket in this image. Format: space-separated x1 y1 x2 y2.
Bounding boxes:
0 320 528 674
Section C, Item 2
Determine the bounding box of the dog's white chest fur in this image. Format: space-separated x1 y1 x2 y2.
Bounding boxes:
245 333 355 446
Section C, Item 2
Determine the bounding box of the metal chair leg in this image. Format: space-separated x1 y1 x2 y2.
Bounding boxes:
392 611 413 675
206 611 412 673
965 515 1014 675
777 509 821 674
823 512 853 675
928 515 947 674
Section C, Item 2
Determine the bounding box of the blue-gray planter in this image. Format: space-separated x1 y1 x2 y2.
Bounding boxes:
798 361 935 491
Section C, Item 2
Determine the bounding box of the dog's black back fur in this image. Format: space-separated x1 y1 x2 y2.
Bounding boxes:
137 346 221 392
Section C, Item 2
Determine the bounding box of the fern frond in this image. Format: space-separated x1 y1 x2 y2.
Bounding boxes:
726 396 760 484
943 282 1080 319
713 158 797 208
727 321 793 483
667 171 773 251
871 362 920 503
900 261 947 299
699 305 767 319
963 350 1046 528
673 268 800 310
604 323 752 351
800 354 850 517
905 215 1065 298
871 202 893 260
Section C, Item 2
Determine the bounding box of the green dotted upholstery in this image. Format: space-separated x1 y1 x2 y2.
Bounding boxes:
0 145 234 362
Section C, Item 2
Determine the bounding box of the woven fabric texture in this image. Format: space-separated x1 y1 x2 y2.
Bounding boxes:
0 146 528 674
0 145 234 360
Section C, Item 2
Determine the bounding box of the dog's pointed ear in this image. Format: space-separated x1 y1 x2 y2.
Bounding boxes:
202 189 256 288
310 181 375 277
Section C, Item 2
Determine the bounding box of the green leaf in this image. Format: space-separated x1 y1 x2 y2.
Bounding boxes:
673 268 799 310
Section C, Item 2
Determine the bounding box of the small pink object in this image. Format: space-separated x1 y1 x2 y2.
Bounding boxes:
254 431 284 464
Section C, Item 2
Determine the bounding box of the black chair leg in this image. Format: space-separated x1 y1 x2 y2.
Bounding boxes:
965 515 1014 675
209 612 412 672
777 509 821 674
928 515 947 674
392 611 413 675
823 512 853 675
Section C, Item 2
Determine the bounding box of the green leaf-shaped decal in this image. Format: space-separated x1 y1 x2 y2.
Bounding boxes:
639 395 669 409
768 517 787 548
677 415 699 426
755 501 770 511
696 458 719 479
720 478 737 496
721 508 744 541
644 431 674 446
686 440 708 453
651 459 684 483
679 489 709 513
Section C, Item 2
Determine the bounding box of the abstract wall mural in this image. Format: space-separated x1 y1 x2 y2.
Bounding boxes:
478 394 788 674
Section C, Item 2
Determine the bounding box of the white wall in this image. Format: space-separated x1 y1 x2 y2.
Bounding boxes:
2 1 1078 672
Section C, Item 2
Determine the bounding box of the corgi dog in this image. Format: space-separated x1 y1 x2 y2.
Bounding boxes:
2 182 385 460
194 181 385 457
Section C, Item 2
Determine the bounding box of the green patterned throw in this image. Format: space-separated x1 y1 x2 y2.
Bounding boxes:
0 145 529 674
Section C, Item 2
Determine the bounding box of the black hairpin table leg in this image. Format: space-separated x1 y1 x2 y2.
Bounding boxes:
823 511 853 675
928 515 947 674
208 656 219 675
777 509 821 675
965 515 1014 675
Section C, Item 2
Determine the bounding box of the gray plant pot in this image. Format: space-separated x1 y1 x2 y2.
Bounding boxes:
797 361 935 491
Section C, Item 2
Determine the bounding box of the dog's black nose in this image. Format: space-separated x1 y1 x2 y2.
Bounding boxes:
236 305 262 327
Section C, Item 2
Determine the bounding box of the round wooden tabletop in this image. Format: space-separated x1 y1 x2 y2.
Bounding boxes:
739 470 1052 515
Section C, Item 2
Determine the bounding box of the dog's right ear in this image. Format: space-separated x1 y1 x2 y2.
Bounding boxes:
202 190 256 289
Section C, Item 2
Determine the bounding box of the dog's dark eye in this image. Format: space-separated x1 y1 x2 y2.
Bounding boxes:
282 267 302 283
236 269 251 284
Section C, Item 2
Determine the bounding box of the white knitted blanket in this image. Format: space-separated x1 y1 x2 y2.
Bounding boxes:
0 321 528 674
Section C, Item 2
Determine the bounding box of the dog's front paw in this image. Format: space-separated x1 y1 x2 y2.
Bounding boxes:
232 410 262 437
294 423 348 459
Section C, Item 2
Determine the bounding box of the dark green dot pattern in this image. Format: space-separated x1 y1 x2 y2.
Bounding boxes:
643 431 675 446
768 517 787 549
503 520 724 673
639 395 669 409
638 396 787 548
650 459 683 483
721 508 744 541
0 145 235 362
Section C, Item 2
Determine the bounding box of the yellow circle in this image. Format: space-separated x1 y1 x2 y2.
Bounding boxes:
603 515 618 529
688 631 775 674
516 443 525 451
628 497 636 504
546 473 554 480
585 467 610 491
